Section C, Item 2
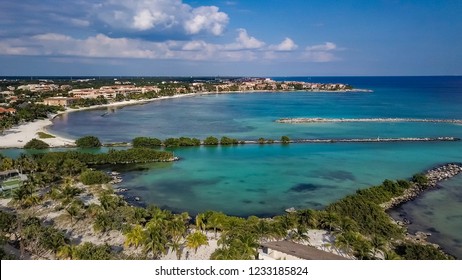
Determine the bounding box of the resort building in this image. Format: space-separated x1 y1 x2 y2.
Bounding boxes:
43 97 77 107
259 241 348 260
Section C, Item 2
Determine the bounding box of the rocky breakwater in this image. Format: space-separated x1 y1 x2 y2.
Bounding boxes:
382 163 462 210
276 117 462 124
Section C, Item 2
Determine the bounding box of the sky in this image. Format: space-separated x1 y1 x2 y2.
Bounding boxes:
0 0 461 76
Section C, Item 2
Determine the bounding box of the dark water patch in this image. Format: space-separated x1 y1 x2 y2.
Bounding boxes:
148 178 221 199
242 199 253 204
423 210 434 216
289 183 332 193
130 186 148 191
426 227 440 234
446 215 462 221
239 179 246 183
245 188 267 193
316 170 356 181
258 201 266 205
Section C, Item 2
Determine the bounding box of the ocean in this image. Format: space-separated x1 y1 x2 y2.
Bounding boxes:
4 76 462 257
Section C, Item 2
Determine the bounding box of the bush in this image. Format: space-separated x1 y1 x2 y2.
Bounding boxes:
76 136 102 148
178 137 201 146
412 173 429 186
281 135 290 144
203 136 219 145
220 136 239 145
394 243 452 260
24 138 50 149
132 137 162 148
80 170 111 185
164 138 180 147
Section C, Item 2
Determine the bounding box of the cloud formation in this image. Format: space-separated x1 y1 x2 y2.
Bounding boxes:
270 38 298 51
0 1 340 64
96 0 229 36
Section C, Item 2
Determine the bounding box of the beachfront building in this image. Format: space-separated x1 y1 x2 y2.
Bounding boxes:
43 97 77 107
70 85 161 99
259 241 348 260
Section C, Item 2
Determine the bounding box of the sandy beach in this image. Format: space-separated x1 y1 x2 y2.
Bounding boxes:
0 93 204 149
0 118 75 148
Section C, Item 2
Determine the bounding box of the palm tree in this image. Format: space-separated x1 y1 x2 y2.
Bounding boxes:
208 212 226 238
319 212 339 233
195 213 207 232
143 225 168 258
296 209 318 228
186 231 208 254
168 239 184 260
167 216 187 241
57 245 75 260
124 225 145 249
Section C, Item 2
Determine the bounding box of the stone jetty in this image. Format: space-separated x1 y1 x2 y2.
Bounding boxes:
382 163 462 210
243 137 459 144
276 117 462 124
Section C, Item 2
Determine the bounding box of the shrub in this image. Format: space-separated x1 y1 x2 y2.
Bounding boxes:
281 135 290 144
203 136 219 145
80 170 111 185
132 137 162 148
220 136 239 145
75 136 102 148
24 138 50 149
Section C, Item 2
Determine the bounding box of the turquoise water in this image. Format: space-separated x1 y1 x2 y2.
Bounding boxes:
5 76 462 257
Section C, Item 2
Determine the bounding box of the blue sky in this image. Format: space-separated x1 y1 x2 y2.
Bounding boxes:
0 0 461 76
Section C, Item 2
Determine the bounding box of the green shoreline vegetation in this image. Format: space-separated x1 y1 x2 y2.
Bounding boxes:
0 148 456 260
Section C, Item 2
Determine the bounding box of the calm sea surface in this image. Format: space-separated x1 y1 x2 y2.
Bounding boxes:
4 76 462 257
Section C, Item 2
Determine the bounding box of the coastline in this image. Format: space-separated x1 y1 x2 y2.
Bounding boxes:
0 93 203 149
383 163 462 257
0 89 372 149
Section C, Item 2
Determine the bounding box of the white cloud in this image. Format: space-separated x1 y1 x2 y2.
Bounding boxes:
97 0 229 36
184 6 228 36
269 37 298 51
0 30 340 64
305 42 336 52
302 42 339 62
225 29 265 50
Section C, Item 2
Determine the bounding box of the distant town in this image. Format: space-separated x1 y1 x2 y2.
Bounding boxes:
1 77 354 109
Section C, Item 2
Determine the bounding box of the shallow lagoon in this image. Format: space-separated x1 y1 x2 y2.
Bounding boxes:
28 76 462 257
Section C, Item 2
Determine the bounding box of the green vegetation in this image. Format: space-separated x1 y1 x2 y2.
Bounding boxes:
37 132 56 139
33 148 174 166
412 173 429 186
0 148 453 260
23 138 50 149
394 242 453 260
75 136 102 148
80 170 111 185
203 136 219 145
281 135 290 144
164 137 201 147
132 137 162 148
220 136 239 145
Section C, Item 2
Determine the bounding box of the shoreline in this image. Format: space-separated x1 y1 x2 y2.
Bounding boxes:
0 93 204 149
381 163 462 210
0 89 372 149
383 163 462 257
